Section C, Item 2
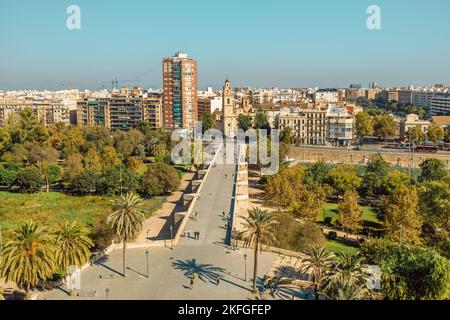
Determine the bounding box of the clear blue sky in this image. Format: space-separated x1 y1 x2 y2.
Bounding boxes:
1 0 450 90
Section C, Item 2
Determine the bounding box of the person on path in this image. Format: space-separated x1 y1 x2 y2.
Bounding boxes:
189 278 194 290
216 276 220 286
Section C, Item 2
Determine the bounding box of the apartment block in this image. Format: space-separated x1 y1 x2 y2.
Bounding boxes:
77 98 110 127
314 89 339 103
0 99 71 127
162 52 198 129
431 94 450 116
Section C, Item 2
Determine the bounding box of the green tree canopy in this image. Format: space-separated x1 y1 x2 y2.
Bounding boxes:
373 115 397 139
360 239 450 300
419 158 447 182
381 184 423 245
355 111 374 138
427 124 445 143
237 114 253 131
14 166 44 193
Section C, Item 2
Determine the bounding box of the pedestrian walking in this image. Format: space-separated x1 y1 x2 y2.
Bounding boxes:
222 211 225 218
216 276 220 286
189 278 194 290
197 231 200 240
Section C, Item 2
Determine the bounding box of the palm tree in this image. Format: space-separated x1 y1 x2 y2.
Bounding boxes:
242 208 278 294
298 246 335 300
0 220 55 294
51 221 94 272
108 192 145 277
325 252 369 299
333 278 370 300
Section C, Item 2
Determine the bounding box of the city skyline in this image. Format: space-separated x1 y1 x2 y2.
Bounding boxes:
1 0 450 90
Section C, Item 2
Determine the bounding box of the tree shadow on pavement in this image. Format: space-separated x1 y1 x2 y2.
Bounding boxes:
93 255 123 277
172 258 225 283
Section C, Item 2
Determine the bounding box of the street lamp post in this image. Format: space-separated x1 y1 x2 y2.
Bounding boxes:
146 229 150 248
170 225 173 250
145 250 149 278
244 253 248 282
106 288 110 300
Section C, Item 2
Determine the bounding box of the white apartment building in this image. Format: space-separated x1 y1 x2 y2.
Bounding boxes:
278 105 354 146
314 89 339 103
327 106 354 147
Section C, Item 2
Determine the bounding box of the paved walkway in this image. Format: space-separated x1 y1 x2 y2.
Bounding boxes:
41 163 278 300
134 171 195 244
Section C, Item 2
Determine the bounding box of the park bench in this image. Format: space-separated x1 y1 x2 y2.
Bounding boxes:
77 290 96 297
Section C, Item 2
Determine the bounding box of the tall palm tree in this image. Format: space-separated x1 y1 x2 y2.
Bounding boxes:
298 246 335 300
242 208 278 294
51 221 94 272
108 192 145 277
0 220 55 294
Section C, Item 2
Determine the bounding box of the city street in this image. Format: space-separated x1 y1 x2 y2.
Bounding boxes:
42 163 277 300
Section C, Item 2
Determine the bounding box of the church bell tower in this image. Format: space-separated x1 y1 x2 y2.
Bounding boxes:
222 79 235 136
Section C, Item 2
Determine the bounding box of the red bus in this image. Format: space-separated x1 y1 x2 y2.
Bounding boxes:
414 146 439 153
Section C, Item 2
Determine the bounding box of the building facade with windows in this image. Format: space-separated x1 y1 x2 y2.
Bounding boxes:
162 52 198 130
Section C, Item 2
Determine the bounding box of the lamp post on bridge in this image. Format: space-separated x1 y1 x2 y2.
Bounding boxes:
170 225 173 250
244 253 248 282
145 250 149 278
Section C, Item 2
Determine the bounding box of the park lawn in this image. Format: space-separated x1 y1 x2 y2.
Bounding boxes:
0 191 165 242
318 203 380 224
325 239 359 254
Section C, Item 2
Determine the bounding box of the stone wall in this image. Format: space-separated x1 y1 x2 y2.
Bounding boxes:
288 147 450 169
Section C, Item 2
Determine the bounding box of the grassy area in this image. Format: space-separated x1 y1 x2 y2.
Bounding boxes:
0 191 165 243
318 203 380 224
326 239 359 254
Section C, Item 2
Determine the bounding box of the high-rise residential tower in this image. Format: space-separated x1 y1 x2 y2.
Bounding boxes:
162 52 198 130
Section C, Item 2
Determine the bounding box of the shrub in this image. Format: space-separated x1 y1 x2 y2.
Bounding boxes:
0 166 18 187
69 170 98 195
14 166 44 193
289 221 326 253
90 216 115 251
141 163 180 197
98 166 140 195
327 231 338 240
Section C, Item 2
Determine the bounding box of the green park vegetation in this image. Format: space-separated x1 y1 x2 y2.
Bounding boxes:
0 109 186 248
260 152 450 300
0 191 165 244
0 191 155 296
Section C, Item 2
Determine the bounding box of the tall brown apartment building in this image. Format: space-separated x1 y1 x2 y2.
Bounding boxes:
162 52 198 130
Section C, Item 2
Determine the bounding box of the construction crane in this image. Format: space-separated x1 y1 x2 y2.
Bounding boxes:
101 78 143 90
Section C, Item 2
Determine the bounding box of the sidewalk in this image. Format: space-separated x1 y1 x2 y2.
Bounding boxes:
133 171 195 245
